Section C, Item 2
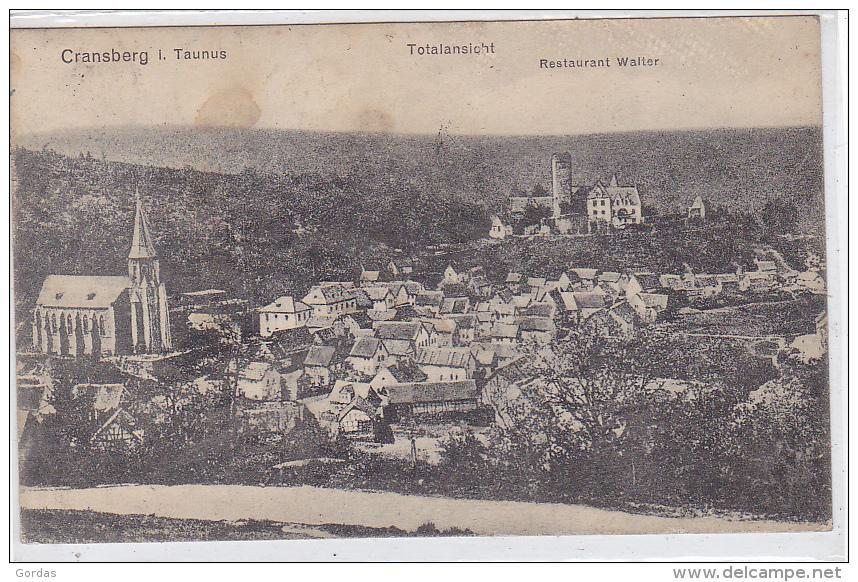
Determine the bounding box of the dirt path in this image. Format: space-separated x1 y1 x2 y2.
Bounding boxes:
19 485 827 537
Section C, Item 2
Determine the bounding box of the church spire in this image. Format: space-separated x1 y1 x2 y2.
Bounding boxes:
129 187 157 259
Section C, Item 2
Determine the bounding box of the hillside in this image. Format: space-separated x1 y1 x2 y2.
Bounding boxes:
15 125 824 223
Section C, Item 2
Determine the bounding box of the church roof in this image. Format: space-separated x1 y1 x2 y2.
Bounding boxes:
37 275 129 309
129 190 158 259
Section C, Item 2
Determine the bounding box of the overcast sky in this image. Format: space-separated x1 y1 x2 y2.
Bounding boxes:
11 16 822 136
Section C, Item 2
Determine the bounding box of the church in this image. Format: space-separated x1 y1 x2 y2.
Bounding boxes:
32 191 172 358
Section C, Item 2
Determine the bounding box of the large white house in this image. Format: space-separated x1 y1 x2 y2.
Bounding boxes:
587 175 642 232
258 296 312 337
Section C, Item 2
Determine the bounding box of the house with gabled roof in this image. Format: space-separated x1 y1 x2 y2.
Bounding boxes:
373 321 432 351
414 346 476 382
302 284 358 318
302 345 337 388
490 323 520 346
517 316 557 344
383 379 481 421
440 296 471 316
259 296 313 337
629 293 669 323
346 337 390 375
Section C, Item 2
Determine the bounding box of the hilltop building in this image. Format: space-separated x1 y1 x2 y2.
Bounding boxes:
587 175 642 232
32 190 172 357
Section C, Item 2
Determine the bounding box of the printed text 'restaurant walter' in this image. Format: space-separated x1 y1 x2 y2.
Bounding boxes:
540 56 660 68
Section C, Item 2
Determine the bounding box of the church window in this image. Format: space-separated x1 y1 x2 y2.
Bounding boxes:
55 292 64 300
87 292 96 300
99 315 105 335
83 314 89 332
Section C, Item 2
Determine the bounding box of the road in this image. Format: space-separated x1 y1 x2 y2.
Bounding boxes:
19 484 827 537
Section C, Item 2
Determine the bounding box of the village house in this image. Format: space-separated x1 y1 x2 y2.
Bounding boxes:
383 283 414 307
425 318 458 347
490 322 520 346
489 214 508 239
237 360 286 401
608 301 638 337
72 383 144 450
559 292 608 323
505 272 523 294
570 268 599 289
346 337 390 376
448 314 476 345
258 296 312 337
359 268 382 287
795 271 826 294
518 316 557 344
383 379 481 421
373 321 432 352
380 339 415 367
414 346 476 382
302 345 337 389
688 195 706 222
362 286 395 311
415 290 444 314
629 292 669 323
443 265 461 285
302 284 358 318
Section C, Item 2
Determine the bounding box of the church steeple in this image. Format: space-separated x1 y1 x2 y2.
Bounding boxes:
129 187 157 260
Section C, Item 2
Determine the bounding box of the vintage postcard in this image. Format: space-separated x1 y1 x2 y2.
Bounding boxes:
10 11 844 561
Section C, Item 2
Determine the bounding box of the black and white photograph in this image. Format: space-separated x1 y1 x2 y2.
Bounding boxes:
9 11 846 562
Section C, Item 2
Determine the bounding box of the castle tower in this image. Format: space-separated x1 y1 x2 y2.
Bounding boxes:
551 152 574 219
128 189 172 352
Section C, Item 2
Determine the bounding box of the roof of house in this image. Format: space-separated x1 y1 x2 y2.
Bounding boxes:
348 337 382 358
360 270 381 282
414 346 472 368
323 285 355 303
512 295 532 308
491 323 520 338
367 309 398 322
690 195 705 210
527 277 547 287
476 311 494 323
610 301 637 323
386 379 479 405
303 345 336 367
518 316 557 332
506 272 523 283
239 361 277 383
524 302 555 318
449 314 476 329
440 297 470 315
571 292 607 309
638 293 669 309
37 275 129 309
352 288 373 308
373 321 424 341
599 271 622 283
570 268 599 280
429 318 458 334
363 286 392 301
415 291 444 307
633 273 661 291
401 281 425 295
260 296 311 313
755 260 777 273
383 339 414 357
